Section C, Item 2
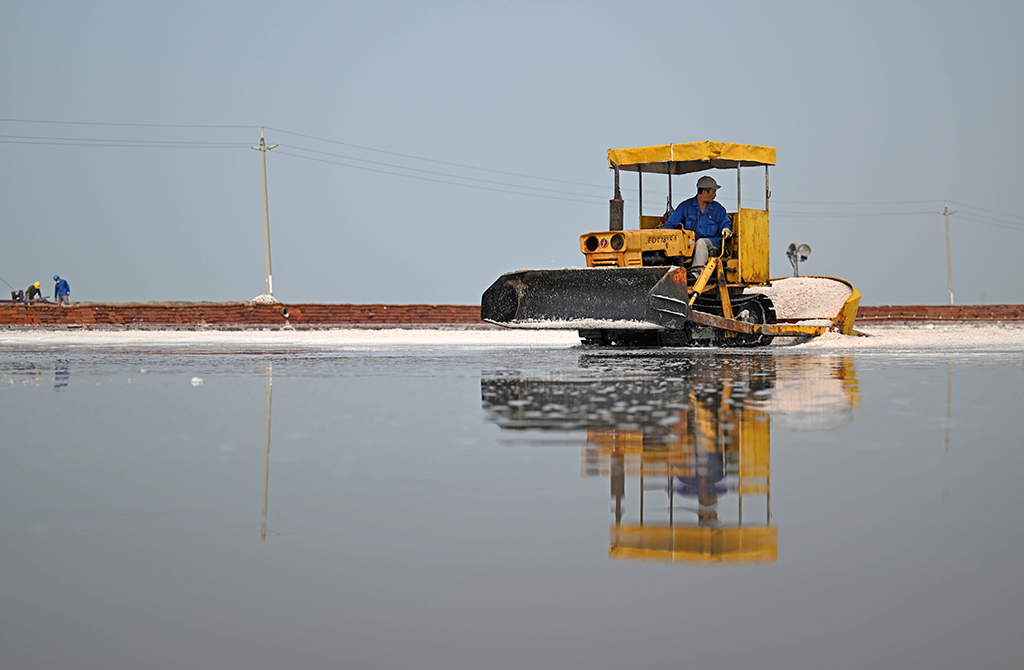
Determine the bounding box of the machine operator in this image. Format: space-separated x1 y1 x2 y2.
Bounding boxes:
664 175 732 276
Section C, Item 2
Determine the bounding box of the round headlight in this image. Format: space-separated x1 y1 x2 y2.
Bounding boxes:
611 234 624 251
585 235 599 252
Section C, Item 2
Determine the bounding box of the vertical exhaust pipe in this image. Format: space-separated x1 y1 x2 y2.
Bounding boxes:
609 162 624 231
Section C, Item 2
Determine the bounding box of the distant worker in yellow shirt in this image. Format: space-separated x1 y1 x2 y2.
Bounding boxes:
26 281 44 302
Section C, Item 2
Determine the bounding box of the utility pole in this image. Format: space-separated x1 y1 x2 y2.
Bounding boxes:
941 201 956 305
252 128 278 298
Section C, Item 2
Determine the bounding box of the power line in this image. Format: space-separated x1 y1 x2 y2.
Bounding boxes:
264 126 609 190
772 211 934 217
3 119 1024 230
280 143 607 201
948 201 1024 224
0 134 248 148
1 122 621 196
275 150 602 205
0 123 947 210
772 199 938 206
956 215 1024 233
0 118 256 130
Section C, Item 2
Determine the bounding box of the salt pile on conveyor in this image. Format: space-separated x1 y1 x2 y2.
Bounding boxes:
746 277 853 322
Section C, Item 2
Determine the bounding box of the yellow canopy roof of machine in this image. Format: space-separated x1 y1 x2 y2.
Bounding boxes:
607 140 776 174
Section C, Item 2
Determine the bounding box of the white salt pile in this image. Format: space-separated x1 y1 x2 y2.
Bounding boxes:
0 328 583 348
747 277 853 320
795 323 1024 350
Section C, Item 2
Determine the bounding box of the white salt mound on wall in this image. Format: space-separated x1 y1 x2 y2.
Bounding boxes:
747 277 853 321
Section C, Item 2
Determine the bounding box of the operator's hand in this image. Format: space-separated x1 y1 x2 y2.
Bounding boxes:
722 229 732 239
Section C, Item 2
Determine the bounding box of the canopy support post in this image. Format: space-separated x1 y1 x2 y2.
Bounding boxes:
638 170 643 228
737 166 742 212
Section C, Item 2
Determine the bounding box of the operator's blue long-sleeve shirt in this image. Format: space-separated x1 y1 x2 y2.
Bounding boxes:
54 279 70 296
664 196 731 242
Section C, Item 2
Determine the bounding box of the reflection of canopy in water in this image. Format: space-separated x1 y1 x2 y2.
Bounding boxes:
611 524 777 564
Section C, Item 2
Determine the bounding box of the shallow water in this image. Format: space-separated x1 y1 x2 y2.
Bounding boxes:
2 332 1023 670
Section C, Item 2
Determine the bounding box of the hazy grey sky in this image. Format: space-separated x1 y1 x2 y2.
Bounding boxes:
2 0 1022 305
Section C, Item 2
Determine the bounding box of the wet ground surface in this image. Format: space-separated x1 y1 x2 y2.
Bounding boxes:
2 328 1023 669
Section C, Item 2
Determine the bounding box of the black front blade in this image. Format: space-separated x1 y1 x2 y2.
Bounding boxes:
481 267 675 327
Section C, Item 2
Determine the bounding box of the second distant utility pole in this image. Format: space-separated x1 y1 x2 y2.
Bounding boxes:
941 201 956 305
253 128 278 297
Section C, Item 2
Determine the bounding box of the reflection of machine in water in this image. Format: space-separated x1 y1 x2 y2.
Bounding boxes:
483 355 779 564
594 370 777 564
483 354 860 564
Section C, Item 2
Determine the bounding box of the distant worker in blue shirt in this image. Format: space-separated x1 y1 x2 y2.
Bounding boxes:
664 175 732 276
53 275 71 306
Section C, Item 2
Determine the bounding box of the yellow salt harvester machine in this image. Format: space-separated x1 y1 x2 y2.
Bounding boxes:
481 141 860 346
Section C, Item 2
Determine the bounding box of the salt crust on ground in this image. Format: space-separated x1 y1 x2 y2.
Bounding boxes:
1 324 1021 350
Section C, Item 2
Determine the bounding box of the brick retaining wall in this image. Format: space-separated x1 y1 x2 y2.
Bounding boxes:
0 303 489 329
856 305 1023 322
1 302 1021 329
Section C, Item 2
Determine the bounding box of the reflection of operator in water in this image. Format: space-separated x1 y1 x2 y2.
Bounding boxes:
675 450 725 526
674 393 727 525
54 359 70 391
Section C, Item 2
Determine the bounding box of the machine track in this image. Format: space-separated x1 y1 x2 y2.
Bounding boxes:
692 293 777 347
579 293 777 348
